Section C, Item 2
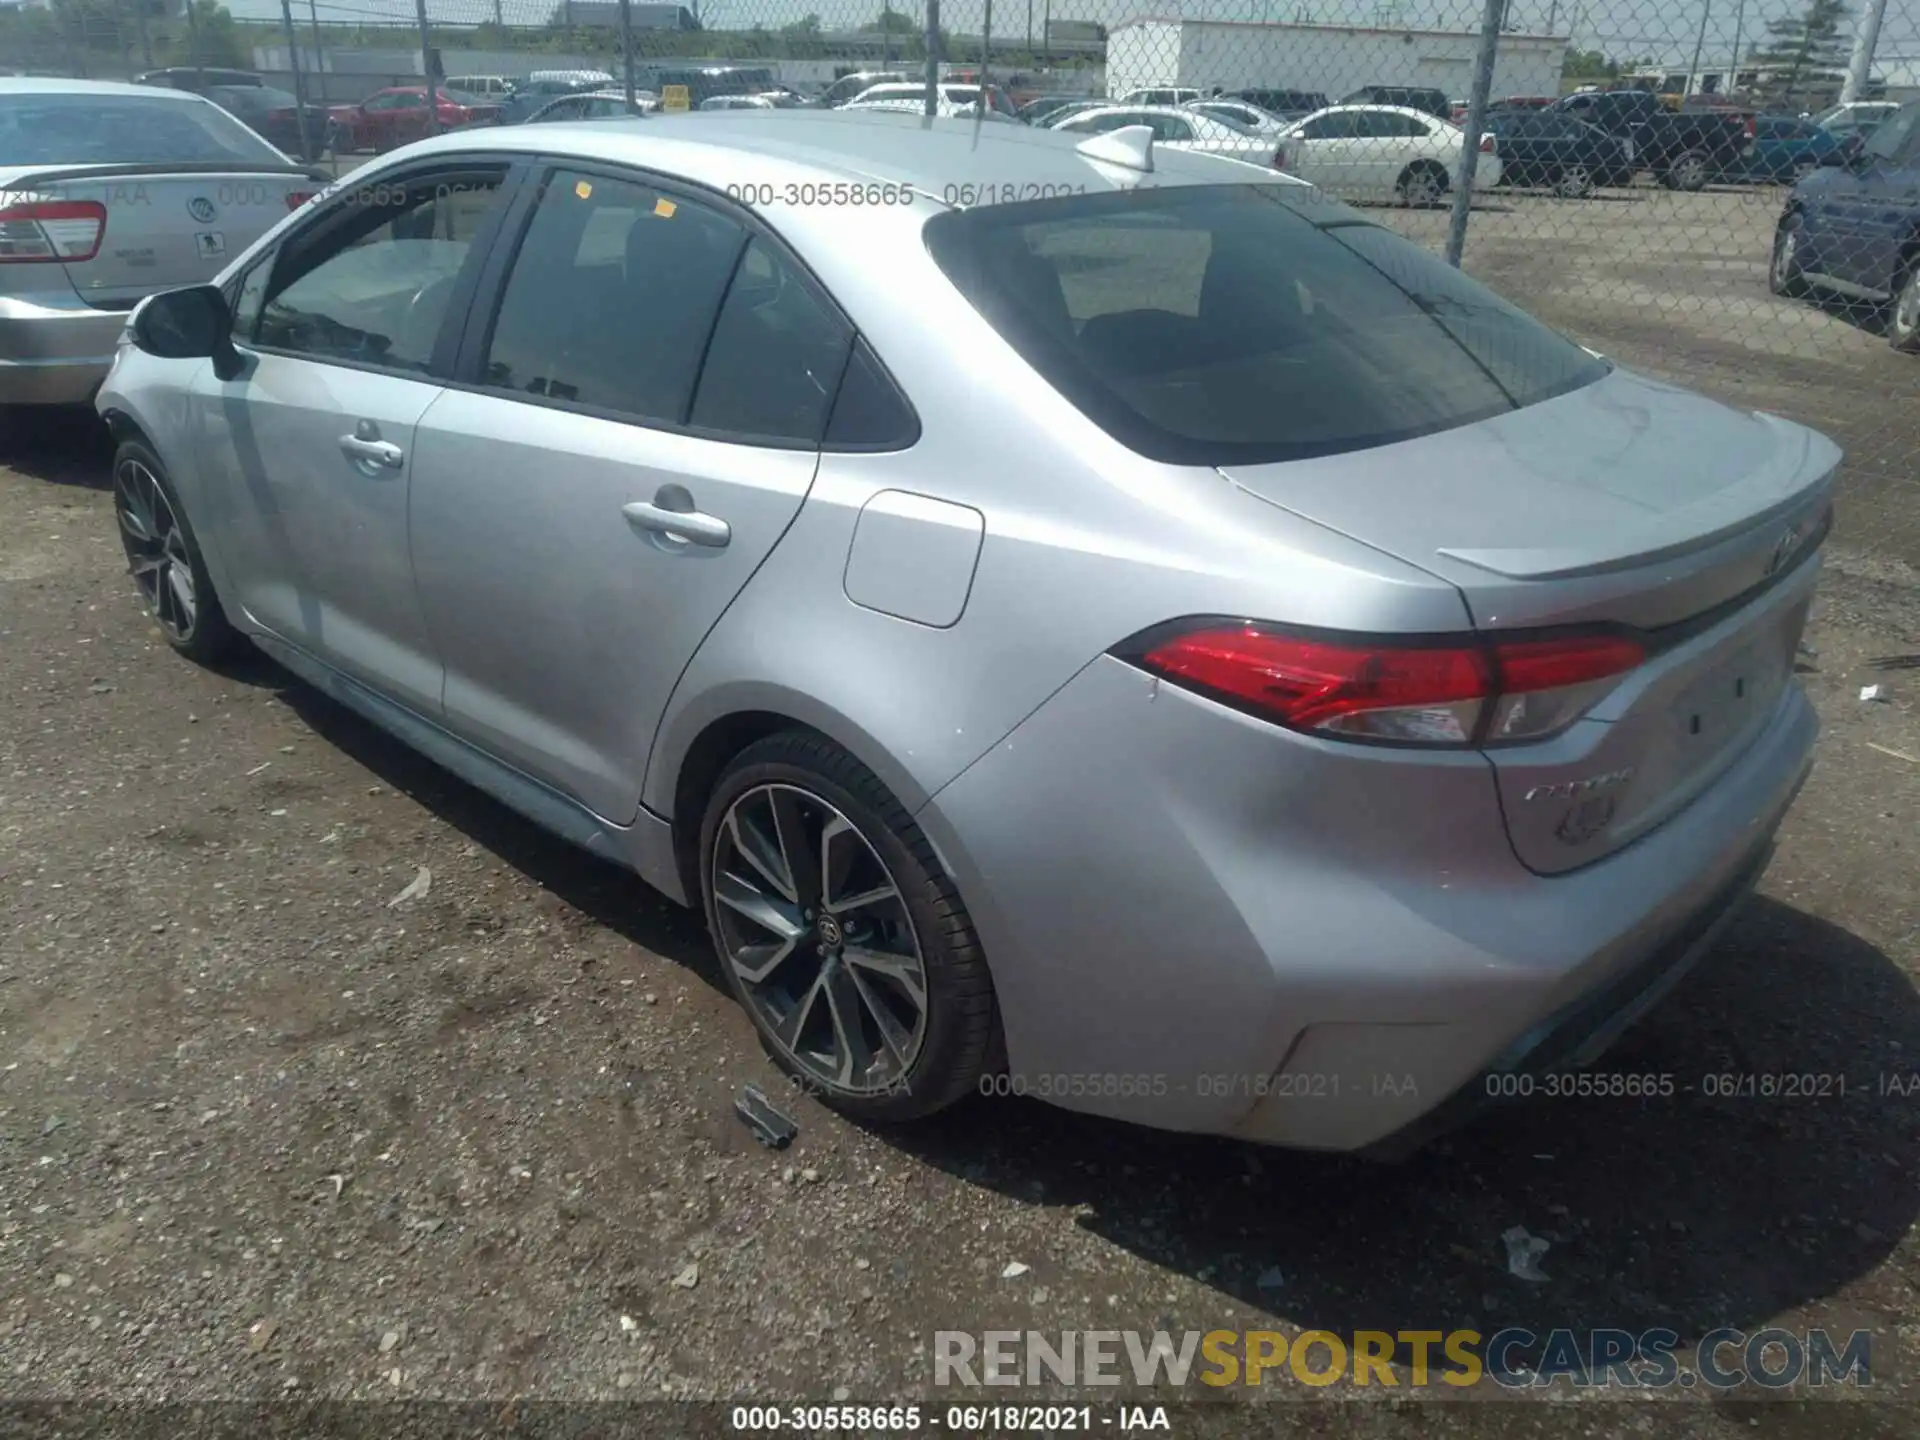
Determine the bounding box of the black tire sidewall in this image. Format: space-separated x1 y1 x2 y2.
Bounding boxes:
112 437 236 665
697 735 995 1121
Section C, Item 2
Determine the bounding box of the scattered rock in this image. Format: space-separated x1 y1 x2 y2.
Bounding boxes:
1502 1226 1551 1283
247 1318 279 1354
800 1168 820 1184
619 1314 639 1333
854 1258 870 1271
832 1386 851 1401
52 1274 74 1289
379 1326 405 1353
671 1264 699 1289
1001 1261 1031 1280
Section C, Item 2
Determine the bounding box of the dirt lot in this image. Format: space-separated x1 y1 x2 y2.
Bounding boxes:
2 183 1920 1439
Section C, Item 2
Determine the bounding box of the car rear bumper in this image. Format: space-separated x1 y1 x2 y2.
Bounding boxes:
0 292 128 406
916 653 1819 1153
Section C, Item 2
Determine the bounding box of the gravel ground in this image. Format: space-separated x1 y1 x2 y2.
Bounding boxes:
3 181 1920 1439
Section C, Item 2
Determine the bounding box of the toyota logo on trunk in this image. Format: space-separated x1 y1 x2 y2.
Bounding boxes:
187 197 218 223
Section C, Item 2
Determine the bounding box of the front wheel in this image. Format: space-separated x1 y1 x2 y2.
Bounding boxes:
1890 257 1920 353
112 439 241 666
1769 217 1809 299
699 731 1001 1122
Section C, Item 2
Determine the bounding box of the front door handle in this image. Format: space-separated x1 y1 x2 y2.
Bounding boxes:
623 494 730 549
339 434 403 469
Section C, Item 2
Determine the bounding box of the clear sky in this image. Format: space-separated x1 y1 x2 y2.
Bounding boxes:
230 0 1919 72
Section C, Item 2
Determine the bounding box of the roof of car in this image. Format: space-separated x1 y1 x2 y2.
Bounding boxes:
0 76 208 100
399 108 1306 201
1297 103 1454 123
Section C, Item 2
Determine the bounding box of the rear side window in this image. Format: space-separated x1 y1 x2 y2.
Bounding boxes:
482 168 744 423
924 185 1609 467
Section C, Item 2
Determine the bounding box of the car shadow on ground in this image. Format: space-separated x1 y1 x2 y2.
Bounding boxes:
881 894 1920 1352
0 405 114 489
219 645 725 988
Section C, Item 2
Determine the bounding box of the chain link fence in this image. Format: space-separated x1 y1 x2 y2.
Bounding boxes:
3 0 1917 567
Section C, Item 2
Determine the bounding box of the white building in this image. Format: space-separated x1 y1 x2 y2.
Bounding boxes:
1107 17 1570 106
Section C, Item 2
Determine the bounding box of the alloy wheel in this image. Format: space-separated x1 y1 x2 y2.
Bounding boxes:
1895 267 1920 348
710 783 929 1094
114 458 197 643
1400 168 1443 206
1555 164 1593 199
1772 227 1800 289
1671 152 1708 190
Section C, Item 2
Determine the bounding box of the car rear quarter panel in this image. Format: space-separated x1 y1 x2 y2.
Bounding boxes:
643 192 1475 824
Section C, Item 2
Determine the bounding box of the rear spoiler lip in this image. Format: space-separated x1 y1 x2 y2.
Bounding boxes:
2 161 331 190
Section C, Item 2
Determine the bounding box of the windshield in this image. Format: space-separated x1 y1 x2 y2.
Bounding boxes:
0 93 290 167
924 184 1610 467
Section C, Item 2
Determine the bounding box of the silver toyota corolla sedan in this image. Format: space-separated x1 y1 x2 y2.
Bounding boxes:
1 78 323 407
96 110 1834 1154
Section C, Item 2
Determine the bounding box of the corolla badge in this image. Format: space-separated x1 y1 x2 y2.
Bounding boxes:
187 196 218 223
1522 767 1635 803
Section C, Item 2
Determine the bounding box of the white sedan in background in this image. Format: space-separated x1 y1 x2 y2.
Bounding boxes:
1186 98 1293 138
1049 105 1278 166
843 82 1018 120
1275 104 1500 205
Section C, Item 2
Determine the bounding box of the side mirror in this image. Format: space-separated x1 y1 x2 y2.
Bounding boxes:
131 284 243 380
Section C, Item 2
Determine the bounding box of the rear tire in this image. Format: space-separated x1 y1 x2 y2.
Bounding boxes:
1890 255 1920 353
1396 161 1449 208
698 730 1001 1123
1554 162 1595 199
111 438 241 667
1769 216 1810 300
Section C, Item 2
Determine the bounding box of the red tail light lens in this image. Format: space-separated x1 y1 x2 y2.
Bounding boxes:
1744 114 1756 138
285 191 315 209
0 198 106 263
1123 622 1645 746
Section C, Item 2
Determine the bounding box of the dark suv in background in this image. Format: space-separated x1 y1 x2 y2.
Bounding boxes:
1770 97 1920 353
1341 85 1450 118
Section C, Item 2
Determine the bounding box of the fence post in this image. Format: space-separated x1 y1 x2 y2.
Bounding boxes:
308 0 325 103
279 0 314 161
1444 0 1504 268
135 0 154 70
923 0 939 116
1840 0 1888 104
977 0 992 112
619 0 637 111
416 0 439 134
184 0 205 90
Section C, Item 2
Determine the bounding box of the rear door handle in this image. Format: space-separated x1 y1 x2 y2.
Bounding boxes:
622 499 730 549
339 434 403 468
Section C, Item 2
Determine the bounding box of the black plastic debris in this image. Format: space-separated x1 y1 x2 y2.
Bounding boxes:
735 1084 798 1149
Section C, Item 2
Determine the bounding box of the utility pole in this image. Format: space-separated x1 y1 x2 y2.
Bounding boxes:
1840 0 1888 102
308 0 324 102
1729 0 1746 94
977 0 991 119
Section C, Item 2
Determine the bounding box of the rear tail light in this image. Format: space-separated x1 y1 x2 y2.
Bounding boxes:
0 198 106 263
1479 132 1496 153
1119 622 1646 747
285 191 315 209
268 106 295 121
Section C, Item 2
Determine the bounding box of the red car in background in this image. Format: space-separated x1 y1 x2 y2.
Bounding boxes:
327 87 500 153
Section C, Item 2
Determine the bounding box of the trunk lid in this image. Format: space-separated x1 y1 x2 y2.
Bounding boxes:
0 163 318 306
1220 365 1838 873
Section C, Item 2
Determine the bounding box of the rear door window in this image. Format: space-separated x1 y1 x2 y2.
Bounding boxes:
924 184 1609 466
480 167 744 425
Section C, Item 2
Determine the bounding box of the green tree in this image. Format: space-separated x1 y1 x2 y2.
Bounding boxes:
780 12 822 34
1751 0 1850 104
860 7 917 33
1562 48 1625 79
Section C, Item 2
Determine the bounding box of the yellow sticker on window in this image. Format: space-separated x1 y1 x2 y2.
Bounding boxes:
574 179 592 200
654 198 677 218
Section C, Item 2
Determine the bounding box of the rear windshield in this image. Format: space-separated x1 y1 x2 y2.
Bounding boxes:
924 184 1610 466
0 93 289 167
